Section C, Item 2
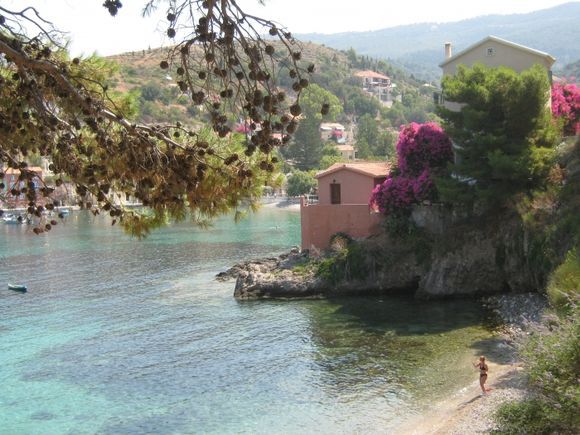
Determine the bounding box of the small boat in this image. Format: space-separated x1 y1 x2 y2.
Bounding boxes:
56 208 71 217
8 283 27 292
2 214 23 224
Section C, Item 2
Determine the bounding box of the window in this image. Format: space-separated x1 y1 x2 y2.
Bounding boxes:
486 47 495 57
330 183 341 204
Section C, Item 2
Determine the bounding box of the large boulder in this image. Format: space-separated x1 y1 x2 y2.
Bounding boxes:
234 269 324 299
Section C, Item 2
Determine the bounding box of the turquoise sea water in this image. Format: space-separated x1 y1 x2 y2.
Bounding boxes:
0 207 496 434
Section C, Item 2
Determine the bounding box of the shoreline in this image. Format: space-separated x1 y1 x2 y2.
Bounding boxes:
259 198 301 211
395 293 546 434
218 251 547 433
396 362 526 434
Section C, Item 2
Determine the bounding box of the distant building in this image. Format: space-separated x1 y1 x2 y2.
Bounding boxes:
320 122 345 141
335 144 355 160
1 166 44 208
300 162 390 250
355 70 392 104
439 35 556 111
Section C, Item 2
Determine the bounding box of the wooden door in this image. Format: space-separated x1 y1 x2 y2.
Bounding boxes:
330 183 341 204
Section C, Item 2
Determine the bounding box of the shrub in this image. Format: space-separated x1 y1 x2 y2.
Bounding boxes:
552 82 580 136
547 248 580 310
370 122 452 216
286 170 316 197
316 240 368 284
494 306 580 434
370 175 418 215
495 399 553 434
397 122 453 176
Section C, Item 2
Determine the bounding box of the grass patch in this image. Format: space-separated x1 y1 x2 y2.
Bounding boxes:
315 240 369 285
547 248 580 310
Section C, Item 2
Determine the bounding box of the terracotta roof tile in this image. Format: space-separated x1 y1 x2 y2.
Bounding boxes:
4 166 43 175
316 162 391 179
355 70 391 80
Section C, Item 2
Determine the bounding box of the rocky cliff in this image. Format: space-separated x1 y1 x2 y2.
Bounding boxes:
229 139 578 300
227 208 546 300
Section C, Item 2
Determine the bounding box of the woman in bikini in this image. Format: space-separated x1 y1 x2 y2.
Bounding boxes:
473 355 489 395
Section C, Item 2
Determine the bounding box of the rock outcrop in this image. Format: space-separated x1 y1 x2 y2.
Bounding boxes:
415 211 538 297
224 208 549 300
217 249 323 299
233 268 324 299
224 139 578 300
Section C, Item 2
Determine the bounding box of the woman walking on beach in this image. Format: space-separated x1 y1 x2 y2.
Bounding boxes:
474 356 489 395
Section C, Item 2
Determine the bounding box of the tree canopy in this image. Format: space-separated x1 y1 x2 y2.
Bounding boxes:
437 63 559 207
286 169 316 197
0 1 317 236
282 83 342 170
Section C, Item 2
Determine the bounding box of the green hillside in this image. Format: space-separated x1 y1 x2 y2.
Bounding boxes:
107 42 436 129
559 59 580 82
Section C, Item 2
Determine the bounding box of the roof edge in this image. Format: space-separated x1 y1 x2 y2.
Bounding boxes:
315 163 390 179
439 35 556 68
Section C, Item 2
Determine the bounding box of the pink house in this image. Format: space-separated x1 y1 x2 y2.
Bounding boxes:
301 162 391 250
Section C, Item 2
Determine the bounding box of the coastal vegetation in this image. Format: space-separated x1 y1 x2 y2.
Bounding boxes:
0 1 314 236
494 304 579 434
369 122 452 216
437 64 559 209
492 138 579 434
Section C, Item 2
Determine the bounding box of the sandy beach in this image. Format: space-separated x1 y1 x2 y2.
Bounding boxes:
395 293 545 434
396 362 527 434
260 198 302 211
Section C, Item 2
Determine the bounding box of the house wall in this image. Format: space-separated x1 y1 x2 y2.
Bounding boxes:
1 168 44 207
442 40 553 77
442 40 553 112
320 129 333 141
337 148 355 160
317 170 376 205
300 199 382 250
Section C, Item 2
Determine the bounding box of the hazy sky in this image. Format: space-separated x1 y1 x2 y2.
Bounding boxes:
4 0 577 56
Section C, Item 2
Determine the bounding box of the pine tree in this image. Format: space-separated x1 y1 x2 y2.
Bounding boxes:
438 64 559 207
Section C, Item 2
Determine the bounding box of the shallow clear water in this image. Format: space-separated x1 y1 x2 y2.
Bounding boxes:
0 207 495 434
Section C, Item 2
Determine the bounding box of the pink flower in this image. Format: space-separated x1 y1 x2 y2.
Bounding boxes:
370 122 452 215
397 122 453 175
552 82 580 136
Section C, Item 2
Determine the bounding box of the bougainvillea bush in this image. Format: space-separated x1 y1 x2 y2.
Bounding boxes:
552 82 580 136
397 122 454 175
370 122 452 215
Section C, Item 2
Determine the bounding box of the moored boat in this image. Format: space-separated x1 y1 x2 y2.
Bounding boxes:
8 283 27 292
2 214 23 224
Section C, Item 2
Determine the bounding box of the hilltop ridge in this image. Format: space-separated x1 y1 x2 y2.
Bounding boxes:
298 2 580 80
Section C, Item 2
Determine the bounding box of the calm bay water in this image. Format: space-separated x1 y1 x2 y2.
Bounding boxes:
1 207 496 434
